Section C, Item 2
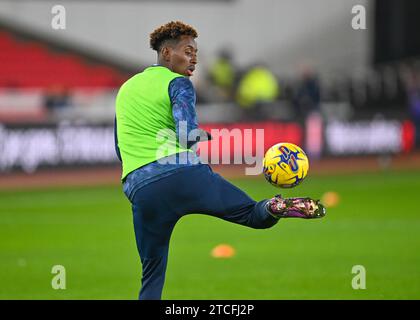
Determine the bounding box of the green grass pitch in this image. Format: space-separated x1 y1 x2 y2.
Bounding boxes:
1 169 420 299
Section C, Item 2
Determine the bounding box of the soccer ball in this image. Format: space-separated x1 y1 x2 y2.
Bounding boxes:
263 142 309 188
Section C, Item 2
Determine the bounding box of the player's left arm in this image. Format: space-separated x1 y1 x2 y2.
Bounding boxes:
169 77 211 149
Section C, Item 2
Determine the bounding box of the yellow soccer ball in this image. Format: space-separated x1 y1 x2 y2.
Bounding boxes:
263 142 309 188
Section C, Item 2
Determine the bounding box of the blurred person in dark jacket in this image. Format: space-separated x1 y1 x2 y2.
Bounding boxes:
293 65 321 119
293 65 323 159
406 71 420 147
44 84 71 113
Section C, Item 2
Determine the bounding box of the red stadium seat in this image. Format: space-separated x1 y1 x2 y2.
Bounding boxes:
0 30 129 89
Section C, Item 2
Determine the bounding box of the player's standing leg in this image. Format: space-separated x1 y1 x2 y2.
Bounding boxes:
131 193 179 300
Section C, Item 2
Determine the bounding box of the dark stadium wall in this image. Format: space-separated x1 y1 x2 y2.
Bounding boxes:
374 0 420 64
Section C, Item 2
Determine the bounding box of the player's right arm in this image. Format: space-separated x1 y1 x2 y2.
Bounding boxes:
114 116 122 162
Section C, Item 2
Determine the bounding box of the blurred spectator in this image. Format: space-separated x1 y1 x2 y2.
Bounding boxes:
293 65 321 120
235 63 280 121
293 65 323 159
44 84 72 113
207 48 236 102
406 71 420 147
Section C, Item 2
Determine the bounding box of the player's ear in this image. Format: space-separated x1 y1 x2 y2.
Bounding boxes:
161 46 172 62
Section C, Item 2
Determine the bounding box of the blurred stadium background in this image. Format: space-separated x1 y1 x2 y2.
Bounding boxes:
0 0 419 299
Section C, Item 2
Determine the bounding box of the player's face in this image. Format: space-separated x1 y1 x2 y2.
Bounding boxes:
168 35 198 77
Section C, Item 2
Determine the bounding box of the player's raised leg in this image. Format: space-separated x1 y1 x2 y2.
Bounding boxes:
178 165 326 228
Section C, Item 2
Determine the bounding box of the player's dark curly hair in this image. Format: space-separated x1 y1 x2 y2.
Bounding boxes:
149 21 198 52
